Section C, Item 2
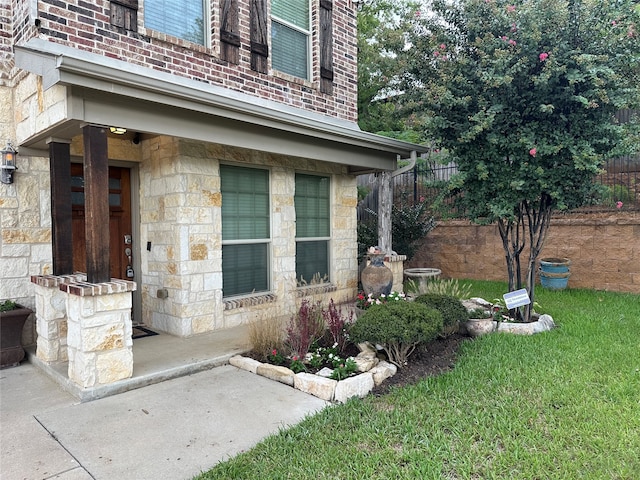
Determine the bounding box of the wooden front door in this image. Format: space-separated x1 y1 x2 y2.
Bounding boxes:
71 164 133 280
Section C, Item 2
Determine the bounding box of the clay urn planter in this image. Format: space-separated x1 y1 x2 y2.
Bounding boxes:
360 246 393 298
0 300 33 368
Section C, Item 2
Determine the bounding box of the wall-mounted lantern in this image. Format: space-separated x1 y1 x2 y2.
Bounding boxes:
1 140 17 185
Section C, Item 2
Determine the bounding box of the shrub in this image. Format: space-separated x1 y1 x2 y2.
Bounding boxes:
249 314 286 362
285 299 325 358
414 293 468 336
349 302 443 367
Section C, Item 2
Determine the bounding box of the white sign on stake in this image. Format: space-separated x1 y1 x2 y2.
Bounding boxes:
503 288 531 309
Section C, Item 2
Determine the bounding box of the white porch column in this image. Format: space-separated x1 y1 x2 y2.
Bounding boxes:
61 279 136 388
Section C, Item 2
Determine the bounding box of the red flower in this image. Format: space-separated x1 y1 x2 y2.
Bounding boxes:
539 52 549 61
529 148 537 157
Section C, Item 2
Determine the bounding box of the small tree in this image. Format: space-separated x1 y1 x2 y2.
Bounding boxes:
404 0 640 320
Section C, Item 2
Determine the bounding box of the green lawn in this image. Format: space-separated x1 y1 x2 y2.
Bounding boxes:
196 282 640 479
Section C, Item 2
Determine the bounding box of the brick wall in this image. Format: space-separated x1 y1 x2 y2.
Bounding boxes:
407 212 640 294
14 0 357 122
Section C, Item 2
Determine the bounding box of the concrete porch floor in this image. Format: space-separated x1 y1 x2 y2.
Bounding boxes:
27 323 252 402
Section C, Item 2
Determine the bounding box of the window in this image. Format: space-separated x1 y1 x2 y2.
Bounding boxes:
295 174 330 284
144 0 205 45
221 165 270 297
271 0 310 79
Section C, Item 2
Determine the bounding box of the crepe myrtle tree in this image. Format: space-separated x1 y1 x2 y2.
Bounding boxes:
402 0 640 320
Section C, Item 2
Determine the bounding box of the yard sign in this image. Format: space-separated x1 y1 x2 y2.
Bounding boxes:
503 288 531 309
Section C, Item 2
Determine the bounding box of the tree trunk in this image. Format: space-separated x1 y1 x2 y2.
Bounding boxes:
522 195 553 321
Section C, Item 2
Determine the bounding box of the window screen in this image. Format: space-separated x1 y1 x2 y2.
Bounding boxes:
295 174 330 283
221 165 270 296
271 0 310 79
145 0 205 45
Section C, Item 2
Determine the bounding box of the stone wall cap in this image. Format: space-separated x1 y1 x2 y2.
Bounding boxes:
31 273 87 287
59 278 137 296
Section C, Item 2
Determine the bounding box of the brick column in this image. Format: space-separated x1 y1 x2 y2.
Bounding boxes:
61 279 136 388
31 274 86 363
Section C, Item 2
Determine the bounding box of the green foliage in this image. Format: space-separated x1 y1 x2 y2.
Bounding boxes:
358 198 436 261
414 293 468 335
349 302 443 367
330 358 358 381
357 0 423 134
425 278 473 299
0 300 18 312
400 0 640 319
198 284 640 480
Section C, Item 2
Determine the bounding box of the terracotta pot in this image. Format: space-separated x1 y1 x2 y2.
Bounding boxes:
360 253 393 298
0 306 33 368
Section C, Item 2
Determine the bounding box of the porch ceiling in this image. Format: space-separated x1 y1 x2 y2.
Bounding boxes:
14 39 428 173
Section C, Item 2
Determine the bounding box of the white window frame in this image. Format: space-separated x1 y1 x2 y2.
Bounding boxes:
294 172 332 285
271 0 312 80
220 164 273 298
142 0 210 47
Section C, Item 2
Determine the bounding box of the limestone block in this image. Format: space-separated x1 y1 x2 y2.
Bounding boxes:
370 361 397 386
36 337 61 363
334 373 374 403
192 314 216 334
354 351 379 372
81 324 125 352
36 314 58 338
496 314 555 335
294 373 337 401
257 364 295 386
229 355 262 374
96 292 132 312
316 367 334 378
68 350 97 388
96 349 134 384
357 342 377 355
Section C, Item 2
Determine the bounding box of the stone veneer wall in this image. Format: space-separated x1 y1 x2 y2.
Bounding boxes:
140 137 358 336
407 211 640 294
14 0 358 123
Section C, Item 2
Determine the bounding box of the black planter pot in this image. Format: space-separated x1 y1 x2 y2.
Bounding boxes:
0 306 33 368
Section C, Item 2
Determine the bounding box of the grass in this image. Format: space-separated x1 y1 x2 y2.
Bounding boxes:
196 281 640 479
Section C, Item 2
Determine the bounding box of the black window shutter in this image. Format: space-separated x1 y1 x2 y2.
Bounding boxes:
110 0 138 31
220 0 240 63
250 0 269 74
319 0 333 94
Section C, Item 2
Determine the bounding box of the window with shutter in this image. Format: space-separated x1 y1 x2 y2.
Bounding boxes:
220 0 240 63
250 0 269 73
271 0 310 80
144 0 206 45
221 165 271 297
319 0 334 94
295 174 330 284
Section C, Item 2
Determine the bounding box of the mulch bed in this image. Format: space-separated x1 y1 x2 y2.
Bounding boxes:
246 333 469 396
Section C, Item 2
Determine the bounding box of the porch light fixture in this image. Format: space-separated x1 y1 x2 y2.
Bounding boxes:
1 140 17 184
109 126 127 135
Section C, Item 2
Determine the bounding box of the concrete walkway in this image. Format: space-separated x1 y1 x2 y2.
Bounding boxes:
0 345 329 479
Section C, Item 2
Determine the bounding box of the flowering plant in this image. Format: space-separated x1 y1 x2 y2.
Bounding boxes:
356 291 406 310
267 348 285 366
289 355 306 374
